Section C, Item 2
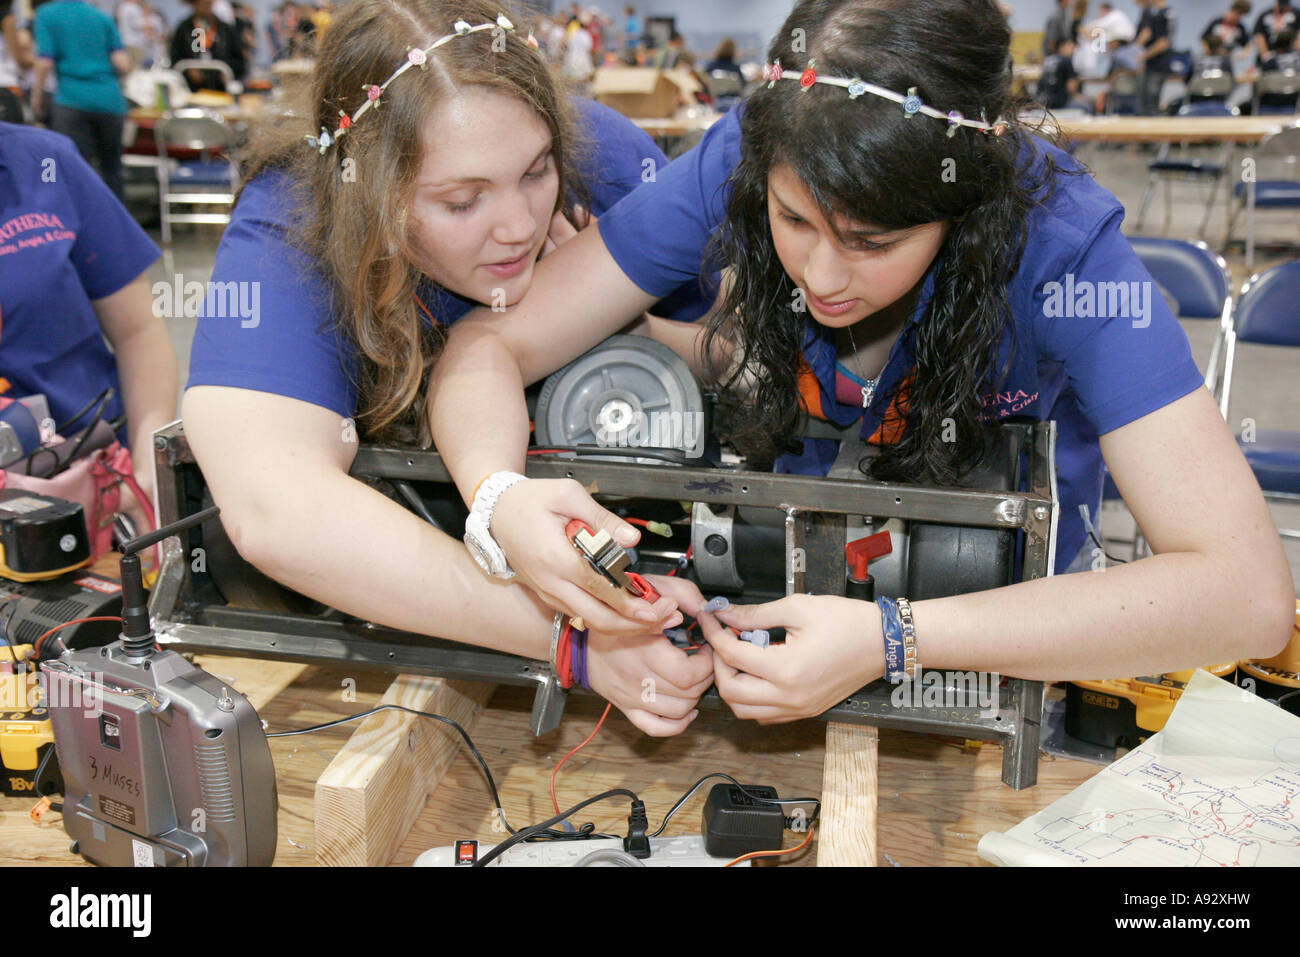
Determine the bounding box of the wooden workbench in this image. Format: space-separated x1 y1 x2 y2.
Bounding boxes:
1056 114 1296 144
1 652 1101 867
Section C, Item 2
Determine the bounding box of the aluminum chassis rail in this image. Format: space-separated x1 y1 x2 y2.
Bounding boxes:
148 420 1058 789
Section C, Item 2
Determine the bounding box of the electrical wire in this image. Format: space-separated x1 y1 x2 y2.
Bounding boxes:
473 788 640 867
549 702 612 816
1089 529 1129 565
34 616 119 659
266 704 611 842
650 772 821 838
725 822 816 867
32 743 62 812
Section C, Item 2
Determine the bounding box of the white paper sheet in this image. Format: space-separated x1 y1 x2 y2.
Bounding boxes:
979 669 1300 866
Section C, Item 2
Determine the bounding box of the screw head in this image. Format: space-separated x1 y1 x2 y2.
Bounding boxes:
1033 506 1049 521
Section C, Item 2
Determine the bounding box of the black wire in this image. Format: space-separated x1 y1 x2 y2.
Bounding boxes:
1089 529 1128 565
473 788 640 868
650 772 821 838
32 742 62 811
529 445 691 466
264 704 612 841
52 387 113 435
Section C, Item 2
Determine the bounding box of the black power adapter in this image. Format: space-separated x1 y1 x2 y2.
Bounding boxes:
702 783 785 858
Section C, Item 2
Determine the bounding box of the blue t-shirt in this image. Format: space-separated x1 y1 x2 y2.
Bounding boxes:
597 108 1205 575
187 98 712 418
0 123 159 441
34 0 128 115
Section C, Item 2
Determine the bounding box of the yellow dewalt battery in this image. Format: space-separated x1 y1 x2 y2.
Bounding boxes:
0 707 58 796
0 643 38 714
1066 661 1238 750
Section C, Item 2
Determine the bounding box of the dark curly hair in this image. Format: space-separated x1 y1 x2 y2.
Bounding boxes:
704 0 1063 484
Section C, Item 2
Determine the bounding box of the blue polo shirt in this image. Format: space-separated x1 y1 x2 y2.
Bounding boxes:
187 98 713 417
0 123 159 441
33 0 128 116
596 108 1205 574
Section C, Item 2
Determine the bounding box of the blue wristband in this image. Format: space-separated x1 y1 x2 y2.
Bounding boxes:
571 629 590 691
877 596 905 683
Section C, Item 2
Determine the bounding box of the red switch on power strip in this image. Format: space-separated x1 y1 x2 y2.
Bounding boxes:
845 531 893 584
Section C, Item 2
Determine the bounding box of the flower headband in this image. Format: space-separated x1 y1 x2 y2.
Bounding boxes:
761 58 1009 138
306 13 538 153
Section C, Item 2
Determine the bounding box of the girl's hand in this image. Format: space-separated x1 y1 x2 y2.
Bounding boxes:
540 204 593 259
698 594 885 724
492 478 680 635
586 576 715 736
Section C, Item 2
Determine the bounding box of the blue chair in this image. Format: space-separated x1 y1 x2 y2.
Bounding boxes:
1218 260 1300 540
1227 124 1300 268
1101 239 1234 555
1134 102 1238 239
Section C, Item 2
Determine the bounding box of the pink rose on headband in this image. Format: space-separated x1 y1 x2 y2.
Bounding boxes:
408 47 427 66
366 85 381 101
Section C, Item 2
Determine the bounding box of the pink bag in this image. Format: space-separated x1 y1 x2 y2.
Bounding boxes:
0 441 154 561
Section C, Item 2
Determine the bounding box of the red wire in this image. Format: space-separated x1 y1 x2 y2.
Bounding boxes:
34 616 121 658
549 702 612 816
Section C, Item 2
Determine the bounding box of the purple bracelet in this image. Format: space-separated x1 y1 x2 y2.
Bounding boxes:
570 629 590 690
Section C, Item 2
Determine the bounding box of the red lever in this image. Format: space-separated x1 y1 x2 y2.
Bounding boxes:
845 531 893 581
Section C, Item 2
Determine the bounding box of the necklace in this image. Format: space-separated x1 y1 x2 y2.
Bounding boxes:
845 323 878 409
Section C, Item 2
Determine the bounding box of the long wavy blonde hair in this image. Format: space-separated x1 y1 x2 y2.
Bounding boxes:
240 0 584 442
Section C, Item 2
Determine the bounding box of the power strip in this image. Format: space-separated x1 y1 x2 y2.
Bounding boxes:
413 834 746 867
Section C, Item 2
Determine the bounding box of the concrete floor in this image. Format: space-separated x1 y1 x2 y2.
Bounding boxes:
136 139 1300 592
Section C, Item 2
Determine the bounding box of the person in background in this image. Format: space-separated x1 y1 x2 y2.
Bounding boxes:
1069 0 1089 43
1202 0 1253 52
1043 0 1071 56
623 5 638 56
1192 32 1236 77
1134 0 1174 114
1258 27 1300 108
704 37 744 81
1039 36 1091 109
233 1 256 67
0 121 176 533
115 0 147 66
32 0 131 201
561 11 594 81
1254 0 1297 62
138 0 166 67
169 0 245 91
654 31 687 69
1086 1 1136 46
0 0 33 122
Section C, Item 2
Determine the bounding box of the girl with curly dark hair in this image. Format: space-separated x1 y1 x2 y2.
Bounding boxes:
428 0 1294 727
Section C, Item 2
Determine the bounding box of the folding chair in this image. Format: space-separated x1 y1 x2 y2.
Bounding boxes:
1134 102 1239 239
154 108 238 244
1226 124 1300 268
1253 69 1300 116
1219 260 1300 540
171 58 237 95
